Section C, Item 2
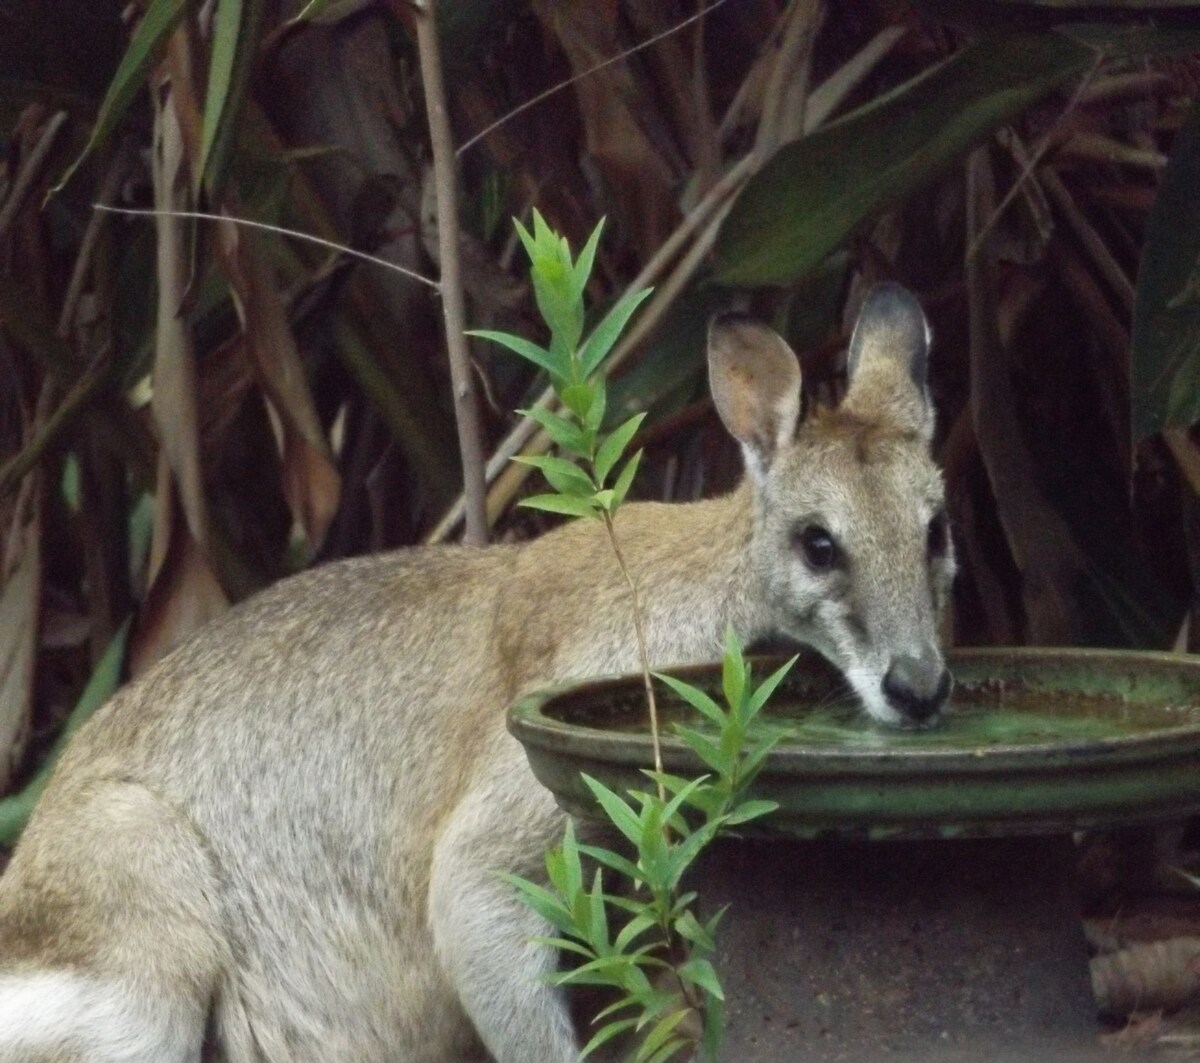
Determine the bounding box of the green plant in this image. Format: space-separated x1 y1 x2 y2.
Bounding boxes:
475 215 795 1061
507 635 794 1062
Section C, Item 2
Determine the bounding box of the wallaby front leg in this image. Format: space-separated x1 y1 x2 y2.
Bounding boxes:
428 744 578 1063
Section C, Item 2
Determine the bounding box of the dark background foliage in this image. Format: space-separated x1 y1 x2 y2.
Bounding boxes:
1 0 1200 1024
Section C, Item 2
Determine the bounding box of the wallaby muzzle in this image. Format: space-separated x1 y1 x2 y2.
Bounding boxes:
882 651 953 726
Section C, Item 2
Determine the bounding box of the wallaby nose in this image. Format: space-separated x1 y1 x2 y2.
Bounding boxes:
882 654 952 724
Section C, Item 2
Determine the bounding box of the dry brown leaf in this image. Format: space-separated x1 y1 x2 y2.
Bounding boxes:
215 216 341 549
130 455 228 677
531 0 677 257
0 494 39 791
966 147 1087 643
132 60 230 672
151 81 211 555
1093 937 1200 1019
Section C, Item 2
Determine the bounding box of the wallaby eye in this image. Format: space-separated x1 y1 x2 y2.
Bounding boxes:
927 512 950 558
793 524 840 572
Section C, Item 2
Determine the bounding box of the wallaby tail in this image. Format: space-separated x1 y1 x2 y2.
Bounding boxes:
0 971 207 1062
0 778 226 1062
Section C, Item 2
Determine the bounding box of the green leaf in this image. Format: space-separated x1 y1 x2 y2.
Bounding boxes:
721 627 747 716
519 493 599 519
635 1009 692 1062
584 377 607 434
595 413 647 486
514 216 538 263
678 957 725 1001
722 799 780 826
673 909 716 952
674 726 725 774
587 868 610 953
200 0 266 200
53 0 189 195
513 454 595 496
579 287 654 377
572 218 606 303
660 775 710 826
531 254 584 356
714 32 1094 285
645 1038 690 1063
561 382 595 420
500 873 575 935
1132 99 1200 441
613 910 660 954
702 992 725 1061
582 775 643 847
654 672 725 726
520 405 588 456
198 0 240 195
561 821 584 906
747 655 799 717
738 733 788 784
580 1016 640 1060
611 449 643 508
0 619 130 844
468 329 565 379
667 821 722 889
578 843 645 888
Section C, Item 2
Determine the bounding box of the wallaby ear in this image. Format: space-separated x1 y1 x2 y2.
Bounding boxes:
708 313 801 483
842 282 934 439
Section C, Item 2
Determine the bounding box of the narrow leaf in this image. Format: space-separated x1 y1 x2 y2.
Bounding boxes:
580 1017 640 1060
673 909 716 952
722 627 747 715
53 0 189 195
636 1010 692 1062
572 219 606 303
611 449 642 508
519 493 599 519
722 799 780 826
500 873 575 934
714 33 1094 285
580 287 654 377
468 329 565 379
582 775 643 846
513 455 595 495
1132 98 1200 441
561 382 595 420
519 405 587 456
747 655 799 716
595 413 647 486
678 957 725 1001
585 376 607 434
578 843 644 887
654 672 725 725
0 620 129 843
198 0 243 195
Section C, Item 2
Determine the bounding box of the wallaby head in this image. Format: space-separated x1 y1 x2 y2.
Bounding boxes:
709 283 955 726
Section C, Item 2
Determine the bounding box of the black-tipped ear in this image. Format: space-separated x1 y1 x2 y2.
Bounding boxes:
708 313 801 484
843 283 934 438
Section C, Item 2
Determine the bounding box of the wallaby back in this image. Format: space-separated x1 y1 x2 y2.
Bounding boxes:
0 284 953 1062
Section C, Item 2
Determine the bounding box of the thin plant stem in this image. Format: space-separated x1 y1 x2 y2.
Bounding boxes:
456 0 733 158
414 0 488 545
92 205 440 290
601 511 664 798
966 50 1103 264
0 351 110 502
423 151 757 545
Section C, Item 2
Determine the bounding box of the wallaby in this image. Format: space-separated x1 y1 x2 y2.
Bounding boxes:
0 282 953 1062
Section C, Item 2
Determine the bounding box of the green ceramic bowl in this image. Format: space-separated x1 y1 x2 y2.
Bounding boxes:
509 648 1200 840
